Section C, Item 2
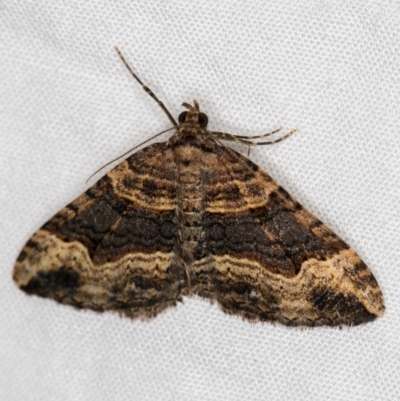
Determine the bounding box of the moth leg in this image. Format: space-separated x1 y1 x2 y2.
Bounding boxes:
234 127 283 139
211 128 298 146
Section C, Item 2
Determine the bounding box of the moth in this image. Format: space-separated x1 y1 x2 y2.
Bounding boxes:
13 47 384 327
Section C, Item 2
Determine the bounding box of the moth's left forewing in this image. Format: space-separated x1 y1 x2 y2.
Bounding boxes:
194 145 384 327
13 142 187 319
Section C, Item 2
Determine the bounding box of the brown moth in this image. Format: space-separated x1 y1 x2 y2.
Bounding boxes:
13 47 384 327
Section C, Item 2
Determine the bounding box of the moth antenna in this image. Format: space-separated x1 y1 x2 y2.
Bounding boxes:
85 127 176 183
114 45 178 127
251 128 298 146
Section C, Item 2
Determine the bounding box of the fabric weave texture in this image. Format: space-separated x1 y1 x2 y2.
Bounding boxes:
1 1 399 400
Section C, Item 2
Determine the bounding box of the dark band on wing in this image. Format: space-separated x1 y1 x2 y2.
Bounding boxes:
42 185 177 265
199 197 349 277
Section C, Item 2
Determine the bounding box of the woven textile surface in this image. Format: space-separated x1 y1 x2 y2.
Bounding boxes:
1 1 399 400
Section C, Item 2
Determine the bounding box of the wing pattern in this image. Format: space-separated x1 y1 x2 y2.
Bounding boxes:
14 105 384 326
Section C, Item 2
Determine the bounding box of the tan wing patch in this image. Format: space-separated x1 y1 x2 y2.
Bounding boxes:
108 149 177 212
14 230 184 318
193 249 383 326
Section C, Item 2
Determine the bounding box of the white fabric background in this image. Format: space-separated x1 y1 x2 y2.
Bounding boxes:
1 1 400 400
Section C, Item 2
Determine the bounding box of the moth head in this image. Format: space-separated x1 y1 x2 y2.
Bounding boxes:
178 100 209 128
